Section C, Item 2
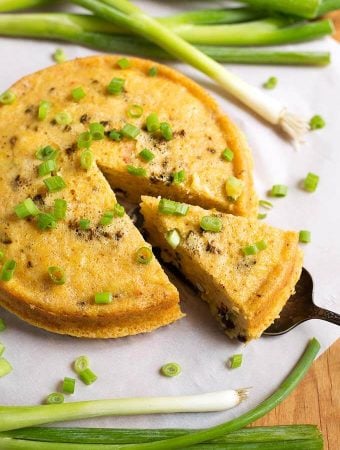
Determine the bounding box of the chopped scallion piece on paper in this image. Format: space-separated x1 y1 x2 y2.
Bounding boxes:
271 184 288 197
74 355 90 374
53 48 66 64
299 230 311 243
263 76 278 89
0 90 16 105
62 377 76 394
79 368 97 385
304 172 319 192
309 114 325 130
161 362 181 377
46 393 64 404
229 354 243 369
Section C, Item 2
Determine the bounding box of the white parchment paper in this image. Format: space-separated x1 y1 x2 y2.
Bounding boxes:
0 1 339 429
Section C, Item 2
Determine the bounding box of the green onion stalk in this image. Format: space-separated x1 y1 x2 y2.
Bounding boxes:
0 13 331 66
318 0 340 15
237 0 322 19
0 338 320 450
0 0 52 12
70 0 315 143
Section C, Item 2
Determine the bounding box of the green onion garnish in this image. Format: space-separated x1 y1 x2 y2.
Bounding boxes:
113 203 125 217
121 123 140 139
225 176 245 200
48 266 66 285
53 199 67 221
74 356 90 374
303 172 319 192
229 354 243 369
172 169 186 184
89 122 105 140
139 148 155 162
146 112 160 132
38 159 57 177
44 176 66 193
35 145 58 161
299 230 311 243
263 76 278 89
52 48 66 64
38 100 50 121
108 129 122 141
200 215 223 233
258 213 267 220
14 198 40 219
165 229 181 249
99 211 114 226
242 240 267 256
0 319 6 332
0 358 12 378
126 165 146 177
0 90 16 105
148 66 158 77
160 362 181 377
79 368 97 385
71 86 86 102
309 114 325 130
95 292 113 304
46 393 64 405
80 149 94 171
79 218 91 230
160 122 173 141
259 200 273 209
158 198 189 216
256 240 267 251
77 131 92 149
107 77 125 95
127 104 143 118
0 250 4 261
222 148 234 162
117 57 131 69
0 343 5 356
0 260 16 282
62 377 76 395
37 213 57 230
271 184 288 197
135 246 153 265
55 111 72 126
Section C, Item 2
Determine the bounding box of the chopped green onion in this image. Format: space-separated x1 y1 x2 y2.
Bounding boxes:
139 148 155 162
0 260 16 282
256 240 267 251
38 100 50 121
146 112 160 132
53 48 66 64
72 86 86 102
222 148 234 162
172 169 186 184
271 184 288 197
38 159 57 177
259 199 273 209
77 131 92 149
107 77 125 95
299 230 311 243
79 368 97 385
165 229 181 249
0 250 4 261
79 218 91 230
117 57 131 69
0 358 12 378
304 172 319 192
242 244 258 256
263 76 278 90
200 215 223 233
0 343 5 356
36 213 57 230
74 356 90 374
46 393 64 405
62 377 76 395
158 198 189 216
89 122 105 140
135 246 153 265
258 213 267 220
127 104 143 118
113 203 125 217
148 66 158 77
126 165 146 177
309 114 325 130
160 122 173 141
161 362 181 377
53 199 67 221
229 354 243 369
80 149 94 171
0 319 6 332
55 111 72 125
225 176 245 201
14 198 40 219
121 123 140 139
95 292 113 304
109 129 122 141
99 210 114 226
35 145 58 161
48 266 66 285
0 90 16 105
44 175 66 193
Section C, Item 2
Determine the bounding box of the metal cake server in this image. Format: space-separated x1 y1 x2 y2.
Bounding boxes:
264 268 340 335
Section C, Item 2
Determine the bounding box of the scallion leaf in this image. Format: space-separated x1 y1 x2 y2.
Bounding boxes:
121 123 140 139
38 159 57 177
259 199 273 209
14 198 40 219
257 213 267 220
53 199 67 221
139 148 155 162
172 169 186 184
74 356 90 374
108 129 122 141
36 213 57 230
72 86 86 102
44 176 66 193
113 203 125 217
126 165 146 177
158 198 189 216
48 266 66 285
99 210 114 226
35 145 58 161
0 90 16 105
38 100 50 121
79 218 91 230
89 122 105 140
107 77 125 95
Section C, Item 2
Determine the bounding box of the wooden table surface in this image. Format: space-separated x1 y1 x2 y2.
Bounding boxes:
253 13 340 449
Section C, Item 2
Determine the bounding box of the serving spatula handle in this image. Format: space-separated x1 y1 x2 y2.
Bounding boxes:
310 305 340 326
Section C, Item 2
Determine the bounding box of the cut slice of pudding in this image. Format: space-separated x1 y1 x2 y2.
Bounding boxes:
141 196 303 341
